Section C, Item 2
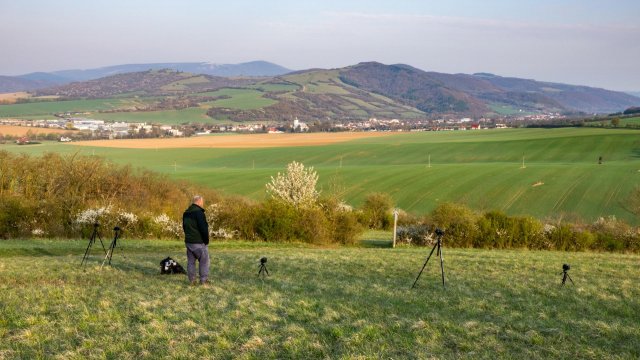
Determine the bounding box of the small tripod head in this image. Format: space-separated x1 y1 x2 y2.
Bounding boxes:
93 222 100 228
435 228 445 237
562 263 570 272
260 257 267 264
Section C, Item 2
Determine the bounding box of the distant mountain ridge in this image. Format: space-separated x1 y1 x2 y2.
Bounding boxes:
44 61 292 82
0 61 292 90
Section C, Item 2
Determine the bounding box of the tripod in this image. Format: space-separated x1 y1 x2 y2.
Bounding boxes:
101 226 121 268
258 257 269 277
561 265 574 286
411 231 445 289
81 223 107 266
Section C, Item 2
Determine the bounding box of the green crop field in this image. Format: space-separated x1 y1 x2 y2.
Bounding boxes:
3 128 640 224
200 88 277 110
586 117 640 127
0 88 277 124
1 239 638 358
489 103 525 116
91 107 222 125
0 98 152 117
249 83 301 92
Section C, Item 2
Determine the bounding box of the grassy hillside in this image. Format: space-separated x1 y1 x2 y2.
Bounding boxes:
4 128 640 224
205 70 428 122
1 240 638 358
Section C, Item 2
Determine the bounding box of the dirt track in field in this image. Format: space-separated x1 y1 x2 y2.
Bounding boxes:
0 125 76 136
70 132 397 149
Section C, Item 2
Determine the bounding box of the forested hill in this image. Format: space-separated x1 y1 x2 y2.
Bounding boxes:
34 70 258 98
339 62 640 115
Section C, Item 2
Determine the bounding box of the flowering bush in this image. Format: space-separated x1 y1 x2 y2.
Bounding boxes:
152 213 182 239
75 206 112 226
31 228 45 237
117 211 138 226
266 161 319 208
396 224 433 246
211 227 237 240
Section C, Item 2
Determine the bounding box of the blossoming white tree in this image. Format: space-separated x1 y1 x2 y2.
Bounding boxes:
266 161 319 208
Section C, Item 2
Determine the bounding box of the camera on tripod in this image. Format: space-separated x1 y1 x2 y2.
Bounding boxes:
412 226 447 289
561 263 574 286
80 222 122 268
258 256 269 277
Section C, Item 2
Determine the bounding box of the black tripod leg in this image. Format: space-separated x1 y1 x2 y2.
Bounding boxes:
411 242 438 289
81 231 96 266
265 267 269 276
81 237 93 266
567 273 574 285
438 243 445 288
108 234 119 265
97 234 107 255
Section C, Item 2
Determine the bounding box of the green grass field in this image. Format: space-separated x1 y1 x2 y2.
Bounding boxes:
3 128 640 224
1 239 638 358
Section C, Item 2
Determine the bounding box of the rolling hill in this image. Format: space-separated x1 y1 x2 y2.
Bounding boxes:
3 62 639 120
5 128 640 224
207 63 640 120
0 75 60 93
34 69 258 98
339 62 639 115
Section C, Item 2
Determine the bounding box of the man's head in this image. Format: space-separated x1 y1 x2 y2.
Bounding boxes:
192 195 204 207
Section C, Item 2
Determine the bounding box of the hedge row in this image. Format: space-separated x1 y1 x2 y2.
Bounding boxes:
0 151 366 244
396 203 640 252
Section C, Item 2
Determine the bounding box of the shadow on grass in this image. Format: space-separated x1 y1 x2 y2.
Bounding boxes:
360 239 394 248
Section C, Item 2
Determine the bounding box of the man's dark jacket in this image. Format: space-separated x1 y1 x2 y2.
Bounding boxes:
183 204 209 245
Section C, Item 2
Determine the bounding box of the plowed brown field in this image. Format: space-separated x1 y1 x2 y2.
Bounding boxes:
70 132 397 148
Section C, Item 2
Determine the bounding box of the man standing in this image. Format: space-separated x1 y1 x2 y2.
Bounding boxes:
183 195 210 285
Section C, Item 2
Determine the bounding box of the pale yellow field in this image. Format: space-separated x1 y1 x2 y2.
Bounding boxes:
0 92 30 104
71 132 397 149
0 125 75 136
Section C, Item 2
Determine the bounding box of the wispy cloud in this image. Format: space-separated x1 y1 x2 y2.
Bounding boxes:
323 11 640 33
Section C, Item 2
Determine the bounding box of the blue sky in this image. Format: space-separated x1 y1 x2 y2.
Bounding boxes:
1 0 639 90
